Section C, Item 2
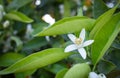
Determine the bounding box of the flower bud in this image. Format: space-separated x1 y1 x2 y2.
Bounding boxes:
3 20 10 28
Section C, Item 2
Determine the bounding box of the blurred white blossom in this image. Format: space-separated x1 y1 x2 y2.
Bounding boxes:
106 2 114 8
59 4 64 16
3 20 10 28
25 24 34 39
42 14 55 25
89 72 106 78
35 0 41 6
42 14 55 42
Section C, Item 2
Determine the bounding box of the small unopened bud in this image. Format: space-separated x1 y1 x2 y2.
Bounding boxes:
3 20 10 28
42 14 55 25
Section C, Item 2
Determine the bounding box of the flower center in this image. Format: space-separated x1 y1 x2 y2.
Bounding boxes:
75 38 82 45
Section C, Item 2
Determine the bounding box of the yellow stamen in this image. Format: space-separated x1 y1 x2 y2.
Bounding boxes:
75 38 82 45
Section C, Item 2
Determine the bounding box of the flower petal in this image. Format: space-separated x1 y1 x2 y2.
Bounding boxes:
98 73 106 78
78 48 86 59
64 44 77 52
89 72 98 78
68 34 76 43
83 40 94 47
79 28 85 42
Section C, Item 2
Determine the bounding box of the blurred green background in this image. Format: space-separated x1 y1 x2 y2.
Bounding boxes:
0 0 120 78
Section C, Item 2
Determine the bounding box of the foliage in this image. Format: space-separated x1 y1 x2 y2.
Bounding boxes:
0 0 120 78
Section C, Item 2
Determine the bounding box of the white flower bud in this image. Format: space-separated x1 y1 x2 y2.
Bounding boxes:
89 72 98 78
3 20 10 28
35 0 41 6
42 14 55 25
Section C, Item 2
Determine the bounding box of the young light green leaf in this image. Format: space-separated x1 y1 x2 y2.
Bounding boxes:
90 6 117 38
55 68 68 78
0 53 25 67
5 11 33 23
64 63 91 78
91 13 120 69
0 48 73 75
35 16 95 36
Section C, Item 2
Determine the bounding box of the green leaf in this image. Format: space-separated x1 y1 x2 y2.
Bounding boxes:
105 50 120 70
64 63 91 78
91 13 120 69
5 11 33 23
93 0 109 18
11 36 23 52
0 48 73 75
7 0 33 10
97 60 116 74
15 69 36 78
63 0 71 17
35 16 95 36
44 64 65 74
0 53 25 67
90 6 117 38
55 68 68 78
32 23 49 36
23 37 47 51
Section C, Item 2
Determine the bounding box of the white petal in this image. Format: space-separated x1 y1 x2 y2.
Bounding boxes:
68 34 76 43
45 36 50 42
64 44 77 52
83 40 94 47
89 72 98 78
98 73 106 78
79 28 85 42
78 48 87 59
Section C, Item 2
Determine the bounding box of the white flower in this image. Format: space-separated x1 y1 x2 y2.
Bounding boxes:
42 14 55 25
42 14 55 42
3 20 10 28
64 28 94 59
89 72 106 78
35 0 41 6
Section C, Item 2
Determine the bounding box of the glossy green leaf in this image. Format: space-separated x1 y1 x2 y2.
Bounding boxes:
55 68 68 78
0 48 73 75
90 6 117 38
35 16 95 36
93 0 109 18
5 11 33 23
64 63 91 78
7 0 32 10
97 60 116 74
0 53 25 67
91 13 120 68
